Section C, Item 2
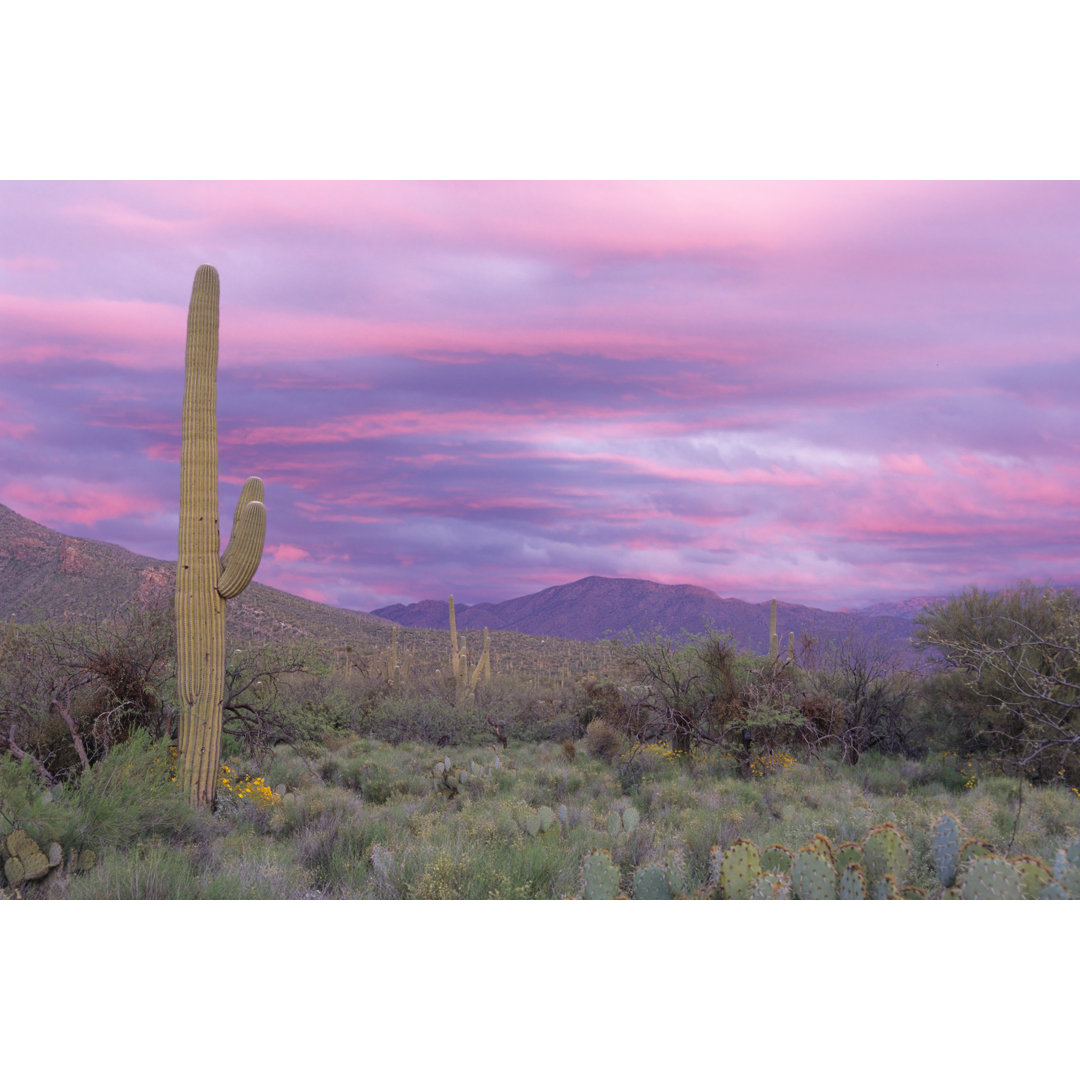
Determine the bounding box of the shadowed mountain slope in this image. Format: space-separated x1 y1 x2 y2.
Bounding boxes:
0 503 393 646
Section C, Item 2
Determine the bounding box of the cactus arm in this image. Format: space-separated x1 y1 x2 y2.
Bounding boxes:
467 628 491 693
217 493 266 599
220 476 265 574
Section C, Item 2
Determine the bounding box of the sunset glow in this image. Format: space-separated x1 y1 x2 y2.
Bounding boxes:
2 181 1078 611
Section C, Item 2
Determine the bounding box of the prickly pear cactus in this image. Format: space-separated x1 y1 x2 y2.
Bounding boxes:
833 842 863 875
837 862 867 900
664 850 688 897
1064 838 1080 868
582 850 621 899
930 812 962 888
959 856 1024 900
791 849 837 900
760 844 793 874
1039 881 1072 900
521 804 558 837
871 873 901 900
804 833 834 864
1010 855 1054 900
719 839 762 900
862 824 910 894
1058 863 1080 897
606 806 639 835
749 871 791 899
957 839 994 877
632 864 672 900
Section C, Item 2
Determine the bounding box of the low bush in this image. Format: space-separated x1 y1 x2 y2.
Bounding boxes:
585 718 625 762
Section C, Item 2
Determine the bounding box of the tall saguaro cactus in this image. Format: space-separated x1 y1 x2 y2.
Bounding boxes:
176 265 266 808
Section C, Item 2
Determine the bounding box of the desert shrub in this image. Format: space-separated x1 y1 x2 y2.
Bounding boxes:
61 840 201 900
915 582 1080 785
585 718 625 762
293 810 368 892
611 629 809 764
61 730 204 850
356 695 489 745
801 635 924 763
0 602 176 782
219 642 339 755
574 678 637 736
317 752 416 804
1 730 203 856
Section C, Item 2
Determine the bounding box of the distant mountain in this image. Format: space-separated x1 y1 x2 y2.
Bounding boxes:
851 597 946 619
0 503 392 646
373 574 920 654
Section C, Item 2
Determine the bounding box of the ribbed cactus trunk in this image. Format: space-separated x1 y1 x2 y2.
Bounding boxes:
448 594 460 679
176 266 266 809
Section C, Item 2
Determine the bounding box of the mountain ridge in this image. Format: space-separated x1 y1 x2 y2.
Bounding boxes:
373 574 925 654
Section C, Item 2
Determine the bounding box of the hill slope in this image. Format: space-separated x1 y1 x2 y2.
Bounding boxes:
374 574 919 654
0 502 393 647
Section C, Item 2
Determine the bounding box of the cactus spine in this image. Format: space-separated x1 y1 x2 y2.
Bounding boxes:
176 265 266 808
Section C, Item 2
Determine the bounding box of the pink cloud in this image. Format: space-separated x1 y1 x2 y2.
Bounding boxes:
1 481 162 528
0 293 178 369
268 543 312 563
883 452 932 476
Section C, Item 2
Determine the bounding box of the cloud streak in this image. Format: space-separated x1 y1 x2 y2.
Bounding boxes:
1 181 1078 611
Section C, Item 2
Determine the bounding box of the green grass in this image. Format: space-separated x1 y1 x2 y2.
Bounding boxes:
3 734 1078 899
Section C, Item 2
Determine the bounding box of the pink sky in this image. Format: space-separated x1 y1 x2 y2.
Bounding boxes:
1 180 1078 611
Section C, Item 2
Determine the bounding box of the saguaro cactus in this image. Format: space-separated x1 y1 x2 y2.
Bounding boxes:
176 265 266 808
448 595 460 679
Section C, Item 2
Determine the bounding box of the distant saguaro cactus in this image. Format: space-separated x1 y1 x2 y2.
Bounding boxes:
448 594 460 679
176 265 266 808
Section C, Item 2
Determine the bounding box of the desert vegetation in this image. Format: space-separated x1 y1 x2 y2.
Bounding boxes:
2 580 1078 899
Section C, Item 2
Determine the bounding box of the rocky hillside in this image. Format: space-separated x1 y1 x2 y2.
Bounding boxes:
0 503 392 647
